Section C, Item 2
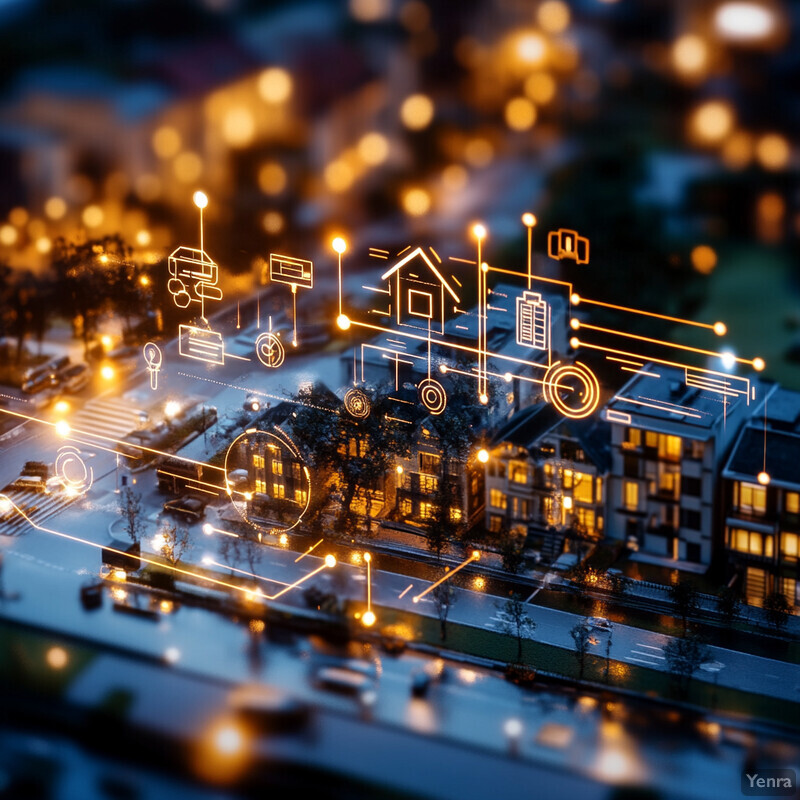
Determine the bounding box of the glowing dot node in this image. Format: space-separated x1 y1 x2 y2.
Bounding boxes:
332 236 347 254
753 357 766 372
55 420 71 437
362 610 376 627
570 318 580 330
757 471 770 486
570 293 581 305
472 223 487 240
479 393 489 405
193 191 209 210
337 314 351 331
522 212 537 227
325 554 337 568
713 322 727 336
477 448 489 463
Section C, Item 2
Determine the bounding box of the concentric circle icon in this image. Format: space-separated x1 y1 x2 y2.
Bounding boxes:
55 445 93 495
255 331 285 369
418 378 447 415
344 388 371 419
542 361 600 420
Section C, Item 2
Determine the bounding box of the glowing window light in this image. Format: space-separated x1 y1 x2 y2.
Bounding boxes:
357 132 390 166
505 97 537 131
402 187 431 216
537 0 570 34
44 196 67 220
258 67 292 103
400 94 434 130
714 2 777 42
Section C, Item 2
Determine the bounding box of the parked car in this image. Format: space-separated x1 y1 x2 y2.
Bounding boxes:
313 665 373 696
58 362 91 393
230 685 311 733
10 475 47 493
162 497 206 520
585 616 612 632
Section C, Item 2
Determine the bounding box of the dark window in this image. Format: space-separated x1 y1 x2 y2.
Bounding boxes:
680 476 702 497
680 509 702 531
624 455 639 478
686 542 702 563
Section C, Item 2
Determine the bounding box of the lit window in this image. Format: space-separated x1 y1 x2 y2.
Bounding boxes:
786 492 799 515
273 483 285 499
627 428 641 447
490 489 507 509
419 475 439 494
419 501 434 520
624 481 639 511
294 489 307 504
645 431 658 448
573 472 593 504
449 507 462 523
255 479 266 494
401 498 413 516
510 462 528 484
658 434 682 460
781 532 798 562
272 459 283 475
253 454 265 468
737 481 767 515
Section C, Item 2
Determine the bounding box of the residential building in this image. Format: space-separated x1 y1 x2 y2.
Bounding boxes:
605 365 754 571
722 385 800 608
484 402 609 560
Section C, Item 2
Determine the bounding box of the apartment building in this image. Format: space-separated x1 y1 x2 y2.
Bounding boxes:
722 385 800 608
605 366 752 570
484 402 609 559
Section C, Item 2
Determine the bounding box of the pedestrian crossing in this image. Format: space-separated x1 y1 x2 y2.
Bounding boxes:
68 397 143 442
0 490 77 536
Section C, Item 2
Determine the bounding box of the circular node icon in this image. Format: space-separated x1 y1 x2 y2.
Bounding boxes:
55 445 93 495
344 388 371 419
255 331 285 369
418 378 447 415
224 428 311 537
542 361 600 420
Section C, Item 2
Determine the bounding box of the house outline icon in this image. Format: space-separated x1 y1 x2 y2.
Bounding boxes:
380 246 460 335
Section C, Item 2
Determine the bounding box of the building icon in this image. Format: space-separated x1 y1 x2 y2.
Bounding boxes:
516 291 549 350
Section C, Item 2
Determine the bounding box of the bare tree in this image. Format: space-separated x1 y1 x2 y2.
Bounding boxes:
664 633 710 698
669 579 700 637
570 622 591 680
497 592 536 663
432 583 457 642
604 626 614 684
117 487 145 545
157 520 191 566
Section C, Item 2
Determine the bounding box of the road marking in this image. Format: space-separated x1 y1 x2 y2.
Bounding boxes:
525 588 539 603
628 656 663 666
632 650 664 659
398 583 413 599
636 643 663 651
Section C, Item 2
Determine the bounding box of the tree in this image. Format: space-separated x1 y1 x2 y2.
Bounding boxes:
156 520 191 566
763 591 792 633
664 633 710 698
432 583 457 642
500 529 526 575
290 383 415 537
604 626 614 684
570 621 592 680
669 579 700 636
497 592 536 663
117 487 145 545
715 585 741 627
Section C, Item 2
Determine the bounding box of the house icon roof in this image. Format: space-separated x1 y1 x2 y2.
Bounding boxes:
380 246 460 303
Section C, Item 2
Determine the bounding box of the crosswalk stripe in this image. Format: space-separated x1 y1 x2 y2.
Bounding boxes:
68 397 142 440
0 491 76 536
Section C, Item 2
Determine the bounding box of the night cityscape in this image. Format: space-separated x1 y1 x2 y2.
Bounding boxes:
0 1 799 798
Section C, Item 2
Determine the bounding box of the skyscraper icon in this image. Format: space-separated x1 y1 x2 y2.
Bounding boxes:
516 291 549 350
